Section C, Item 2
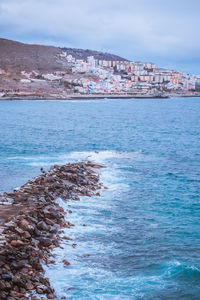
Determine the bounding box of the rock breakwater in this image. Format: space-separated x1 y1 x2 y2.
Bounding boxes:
0 161 104 299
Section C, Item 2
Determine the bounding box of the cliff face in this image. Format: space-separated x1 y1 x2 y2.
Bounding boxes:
0 38 64 72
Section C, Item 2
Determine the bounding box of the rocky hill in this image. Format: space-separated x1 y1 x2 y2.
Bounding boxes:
0 38 130 99
0 38 128 74
0 38 64 72
61 47 128 61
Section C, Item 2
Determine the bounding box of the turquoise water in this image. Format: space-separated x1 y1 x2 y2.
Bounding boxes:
0 98 200 299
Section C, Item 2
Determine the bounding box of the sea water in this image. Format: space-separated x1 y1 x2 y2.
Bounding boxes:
0 98 200 299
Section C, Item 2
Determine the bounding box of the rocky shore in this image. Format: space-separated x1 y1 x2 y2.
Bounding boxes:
0 161 104 300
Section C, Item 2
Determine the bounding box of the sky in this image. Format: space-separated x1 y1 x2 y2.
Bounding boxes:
0 0 200 74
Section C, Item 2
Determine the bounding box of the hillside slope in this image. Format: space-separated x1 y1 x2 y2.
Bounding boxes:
0 38 128 74
0 38 63 72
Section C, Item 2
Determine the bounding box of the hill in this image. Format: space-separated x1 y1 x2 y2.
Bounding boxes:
61 47 128 61
0 38 64 72
0 38 128 74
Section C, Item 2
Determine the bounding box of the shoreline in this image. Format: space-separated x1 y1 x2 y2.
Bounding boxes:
0 161 104 299
1 93 200 101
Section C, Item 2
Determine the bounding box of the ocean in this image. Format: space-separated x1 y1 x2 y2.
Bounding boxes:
0 98 200 299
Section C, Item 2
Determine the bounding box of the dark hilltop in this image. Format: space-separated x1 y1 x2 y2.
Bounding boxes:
60 47 129 62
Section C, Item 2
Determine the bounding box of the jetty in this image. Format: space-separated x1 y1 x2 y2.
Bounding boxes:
0 161 104 299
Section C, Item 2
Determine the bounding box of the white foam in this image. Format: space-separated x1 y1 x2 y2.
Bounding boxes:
7 150 151 170
8 148 156 167
150 223 158 228
8 150 136 192
64 150 144 163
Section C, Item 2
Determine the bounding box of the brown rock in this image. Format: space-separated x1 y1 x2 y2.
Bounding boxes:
47 294 55 299
0 280 7 290
62 236 72 241
10 240 24 247
37 221 49 231
14 227 24 234
24 230 31 239
46 259 55 265
0 291 8 299
63 259 70 266
36 287 44 294
0 162 102 300
48 245 55 250
19 219 35 232
39 237 52 247
26 283 34 290
19 219 29 229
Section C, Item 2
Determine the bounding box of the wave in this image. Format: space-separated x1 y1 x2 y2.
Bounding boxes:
45 258 200 299
7 150 152 167
163 260 200 281
65 150 144 163
145 260 200 284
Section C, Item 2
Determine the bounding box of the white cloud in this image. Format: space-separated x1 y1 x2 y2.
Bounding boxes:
0 0 200 73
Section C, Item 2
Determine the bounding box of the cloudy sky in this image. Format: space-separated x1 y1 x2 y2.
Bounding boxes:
0 0 199 73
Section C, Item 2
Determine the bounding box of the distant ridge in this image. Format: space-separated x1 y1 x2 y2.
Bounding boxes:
60 47 128 62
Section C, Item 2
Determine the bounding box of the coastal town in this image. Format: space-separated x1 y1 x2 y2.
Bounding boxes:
0 44 200 99
60 52 200 97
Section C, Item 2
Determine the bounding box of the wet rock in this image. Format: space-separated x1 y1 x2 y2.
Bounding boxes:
62 236 72 241
14 227 24 235
0 291 8 299
39 237 52 247
62 259 70 266
0 280 7 290
23 230 31 239
0 273 13 280
26 283 34 290
84 253 91 257
19 220 35 233
37 221 50 232
10 240 24 247
36 286 45 294
11 260 29 270
47 294 55 299
49 225 58 234
12 276 25 287
0 161 103 299
4 221 15 228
